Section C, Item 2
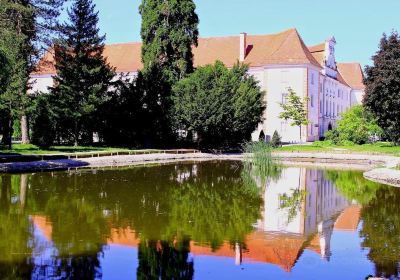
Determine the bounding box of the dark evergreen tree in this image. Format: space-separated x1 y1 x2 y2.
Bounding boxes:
49 0 115 146
0 0 64 146
139 0 199 83
271 130 282 147
137 0 199 147
364 31 400 144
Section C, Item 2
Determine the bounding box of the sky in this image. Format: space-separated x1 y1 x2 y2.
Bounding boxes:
90 0 400 67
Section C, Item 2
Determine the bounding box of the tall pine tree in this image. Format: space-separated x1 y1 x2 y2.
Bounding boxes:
0 0 64 146
138 0 199 147
49 0 115 146
364 31 400 144
139 0 199 83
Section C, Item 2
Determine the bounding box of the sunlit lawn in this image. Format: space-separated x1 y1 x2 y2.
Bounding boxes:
275 142 400 156
0 144 158 155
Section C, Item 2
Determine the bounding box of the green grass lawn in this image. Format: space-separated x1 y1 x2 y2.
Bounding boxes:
275 142 400 156
0 144 144 155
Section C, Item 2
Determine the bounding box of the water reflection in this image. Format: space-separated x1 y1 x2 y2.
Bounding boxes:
0 162 399 279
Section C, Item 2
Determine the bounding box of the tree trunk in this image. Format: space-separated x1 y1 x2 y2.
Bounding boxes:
19 174 28 209
299 125 302 143
21 114 30 144
74 121 79 147
1 117 13 149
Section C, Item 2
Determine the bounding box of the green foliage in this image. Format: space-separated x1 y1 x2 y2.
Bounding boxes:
12 119 21 139
242 141 282 189
364 31 400 144
326 170 382 205
271 130 282 148
324 129 340 145
279 188 307 224
312 140 335 147
49 0 115 145
279 88 309 141
359 187 400 278
139 0 199 83
137 239 193 280
334 105 382 145
30 94 56 147
171 61 265 148
0 0 64 146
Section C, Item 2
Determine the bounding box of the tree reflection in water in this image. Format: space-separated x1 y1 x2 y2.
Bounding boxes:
359 187 400 278
1 163 399 279
0 175 33 280
137 239 194 280
327 170 400 279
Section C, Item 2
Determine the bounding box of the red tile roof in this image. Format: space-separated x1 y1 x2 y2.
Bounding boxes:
337 63 365 90
33 28 322 75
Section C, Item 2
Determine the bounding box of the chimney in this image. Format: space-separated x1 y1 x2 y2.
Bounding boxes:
240 32 247 62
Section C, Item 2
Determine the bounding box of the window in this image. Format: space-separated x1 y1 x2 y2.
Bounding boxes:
281 93 288 104
325 101 328 116
310 94 314 107
311 73 315 85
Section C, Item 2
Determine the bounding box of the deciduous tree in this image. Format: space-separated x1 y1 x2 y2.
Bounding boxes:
364 31 400 144
279 88 309 142
171 61 265 148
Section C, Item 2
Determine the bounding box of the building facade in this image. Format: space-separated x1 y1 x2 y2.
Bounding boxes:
30 28 365 143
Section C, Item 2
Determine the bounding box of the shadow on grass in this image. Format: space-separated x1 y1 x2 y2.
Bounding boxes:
0 158 90 174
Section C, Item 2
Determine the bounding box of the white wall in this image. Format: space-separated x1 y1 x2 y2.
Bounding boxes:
264 67 306 143
350 89 364 106
319 76 352 138
28 75 53 94
307 68 320 141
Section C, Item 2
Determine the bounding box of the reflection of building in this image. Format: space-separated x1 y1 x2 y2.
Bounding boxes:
31 168 362 274
258 168 349 235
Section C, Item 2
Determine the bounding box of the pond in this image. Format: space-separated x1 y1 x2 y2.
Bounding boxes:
0 161 399 280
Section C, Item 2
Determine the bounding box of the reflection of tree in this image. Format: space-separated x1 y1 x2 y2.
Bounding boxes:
2 161 264 278
29 173 110 279
279 188 306 224
137 238 194 280
43 196 107 279
325 171 381 204
165 180 262 250
0 175 33 279
359 187 400 278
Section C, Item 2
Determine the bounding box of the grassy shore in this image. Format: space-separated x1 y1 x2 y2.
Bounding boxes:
275 142 400 156
0 144 157 155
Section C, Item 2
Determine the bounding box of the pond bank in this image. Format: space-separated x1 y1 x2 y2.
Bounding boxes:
1 151 400 186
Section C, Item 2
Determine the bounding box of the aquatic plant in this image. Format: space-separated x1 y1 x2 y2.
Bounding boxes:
242 141 283 190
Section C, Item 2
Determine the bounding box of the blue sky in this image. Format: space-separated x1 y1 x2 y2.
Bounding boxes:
91 0 400 67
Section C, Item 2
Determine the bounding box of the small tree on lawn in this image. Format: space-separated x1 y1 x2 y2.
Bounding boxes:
271 130 282 148
279 88 309 142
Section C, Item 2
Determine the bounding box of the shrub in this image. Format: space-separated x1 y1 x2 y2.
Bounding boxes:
336 105 382 145
271 130 282 148
325 129 340 145
31 95 56 148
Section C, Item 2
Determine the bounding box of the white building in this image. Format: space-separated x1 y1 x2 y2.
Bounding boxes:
30 28 365 143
